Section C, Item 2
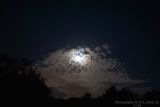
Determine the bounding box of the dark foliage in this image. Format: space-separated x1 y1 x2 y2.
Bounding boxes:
0 55 53 106
0 55 159 107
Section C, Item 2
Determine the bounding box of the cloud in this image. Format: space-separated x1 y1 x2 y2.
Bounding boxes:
36 44 143 99
102 43 111 54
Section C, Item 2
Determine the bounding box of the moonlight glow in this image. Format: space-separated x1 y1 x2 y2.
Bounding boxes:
69 48 90 66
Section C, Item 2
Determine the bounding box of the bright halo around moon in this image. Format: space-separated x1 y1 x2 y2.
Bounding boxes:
73 53 85 63
69 48 90 66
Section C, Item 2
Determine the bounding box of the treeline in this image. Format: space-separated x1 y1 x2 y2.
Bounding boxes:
0 55 159 106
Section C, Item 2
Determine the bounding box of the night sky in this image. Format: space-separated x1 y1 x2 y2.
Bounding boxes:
1 0 160 89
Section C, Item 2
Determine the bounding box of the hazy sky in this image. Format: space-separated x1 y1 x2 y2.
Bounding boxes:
1 0 160 89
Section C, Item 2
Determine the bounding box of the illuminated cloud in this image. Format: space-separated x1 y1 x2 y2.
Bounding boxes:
36 44 142 99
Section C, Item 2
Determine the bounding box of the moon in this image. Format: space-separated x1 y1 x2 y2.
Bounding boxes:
69 48 90 66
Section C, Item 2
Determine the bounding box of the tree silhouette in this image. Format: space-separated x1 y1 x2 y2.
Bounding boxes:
143 89 160 100
0 55 53 106
116 88 139 100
